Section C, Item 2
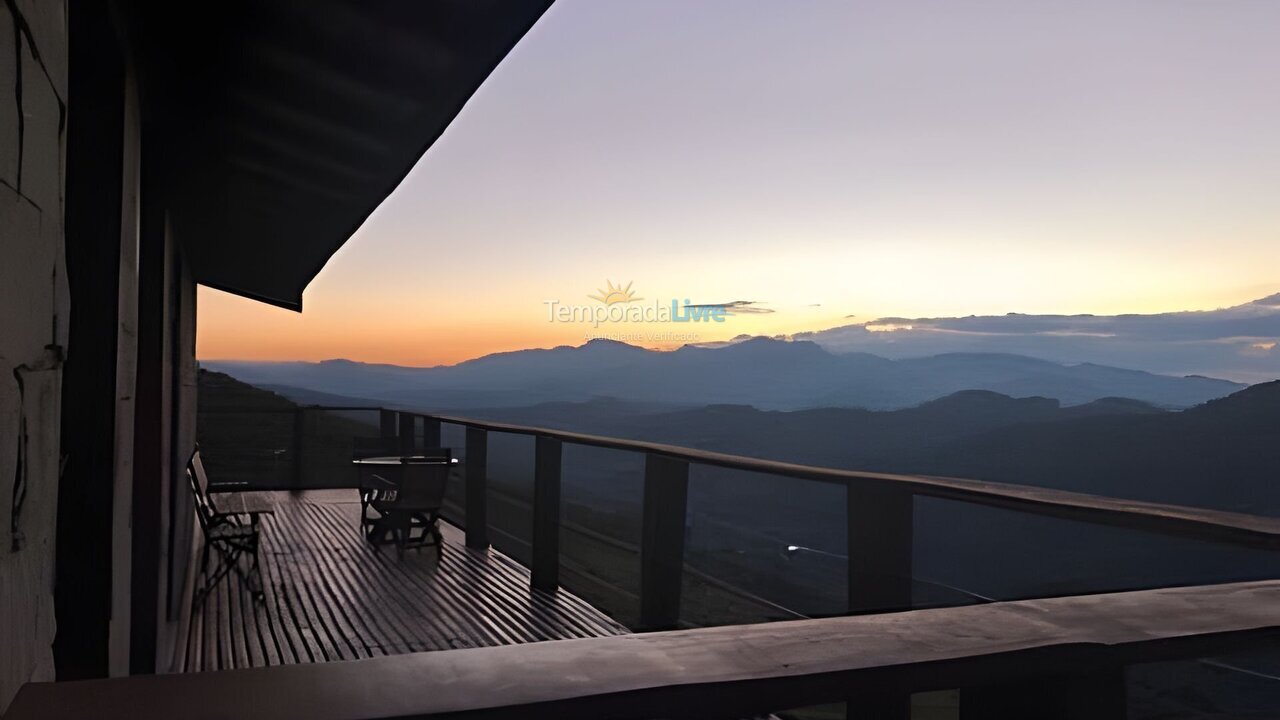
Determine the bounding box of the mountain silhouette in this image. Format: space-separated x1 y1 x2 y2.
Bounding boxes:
458 381 1279 516
205 338 1242 411
914 380 1280 513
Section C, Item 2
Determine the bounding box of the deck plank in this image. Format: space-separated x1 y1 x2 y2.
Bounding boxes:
275 507 367 661
184 491 626 671
257 519 305 664
226 567 250 669
271 507 341 663
301 503 474 652
280 506 392 657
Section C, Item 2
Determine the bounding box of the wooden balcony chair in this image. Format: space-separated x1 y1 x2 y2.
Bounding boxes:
353 436 403 534
188 447 272 605
362 451 451 559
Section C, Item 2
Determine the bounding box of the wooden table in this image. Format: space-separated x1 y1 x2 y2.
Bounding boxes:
354 456 457 550
208 489 277 517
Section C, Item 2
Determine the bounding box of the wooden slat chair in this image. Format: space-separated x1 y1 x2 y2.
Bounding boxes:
363 451 451 558
188 448 268 604
353 436 402 534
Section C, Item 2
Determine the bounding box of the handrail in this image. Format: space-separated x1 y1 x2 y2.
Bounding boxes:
13 580 1280 720
392 408 1280 551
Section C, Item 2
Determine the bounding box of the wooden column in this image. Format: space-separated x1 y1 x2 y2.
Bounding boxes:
424 417 442 450
464 427 489 549
640 454 690 631
531 436 562 593
398 412 416 455
846 480 914 614
128 135 170 674
961 668 1127 720
54 2 128 677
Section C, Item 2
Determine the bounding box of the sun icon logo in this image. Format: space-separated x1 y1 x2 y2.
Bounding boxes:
588 280 642 305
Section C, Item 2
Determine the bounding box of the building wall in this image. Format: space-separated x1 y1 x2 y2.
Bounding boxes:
0 0 69 712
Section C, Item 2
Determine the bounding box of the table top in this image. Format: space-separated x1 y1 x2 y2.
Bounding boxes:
209 490 276 515
352 455 459 466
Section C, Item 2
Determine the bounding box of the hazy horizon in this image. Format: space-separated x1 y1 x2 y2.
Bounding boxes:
198 291 1279 384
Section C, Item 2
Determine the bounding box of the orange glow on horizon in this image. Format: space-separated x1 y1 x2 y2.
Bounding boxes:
196 283 1279 367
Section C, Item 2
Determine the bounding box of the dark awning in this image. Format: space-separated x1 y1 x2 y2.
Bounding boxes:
139 0 552 310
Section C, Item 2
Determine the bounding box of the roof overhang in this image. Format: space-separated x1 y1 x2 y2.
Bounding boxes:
138 0 553 310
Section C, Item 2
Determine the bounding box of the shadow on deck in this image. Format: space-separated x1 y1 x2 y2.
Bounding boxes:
183 491 627 672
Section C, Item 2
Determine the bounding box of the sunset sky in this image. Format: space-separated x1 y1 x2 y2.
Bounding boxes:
197 0 1280 367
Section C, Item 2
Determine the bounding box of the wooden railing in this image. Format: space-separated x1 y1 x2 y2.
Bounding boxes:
202 404 1280 627
13 579 1280 719
265 404 1280 633
200 402 1280 629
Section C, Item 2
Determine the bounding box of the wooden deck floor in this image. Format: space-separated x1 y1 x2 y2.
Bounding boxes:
183 491 627 672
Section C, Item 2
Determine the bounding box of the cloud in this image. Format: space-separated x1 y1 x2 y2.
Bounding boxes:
796 294 1280 383
857 294 1280 343
684 300 775 315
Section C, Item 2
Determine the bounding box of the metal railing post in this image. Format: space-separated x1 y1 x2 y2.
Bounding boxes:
640 453 690 630
846 479 913 613
292 407 306 489
531 435 562 592
424 417 442 449
379 409 397 442
465 426 489 549
398 412 415 455
844 479 914 720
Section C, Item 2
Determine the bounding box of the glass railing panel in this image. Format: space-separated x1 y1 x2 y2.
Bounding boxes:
558 443 645 626
298 407 382 489
196 408 297 489
483 431 536 566
1129 652 1280 719
439 421 469 524
915 497 1280 603
682 464 847 624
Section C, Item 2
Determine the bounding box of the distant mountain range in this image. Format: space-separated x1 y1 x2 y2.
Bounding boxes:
203 337 1243 412
794 293 1280 384
455 382 1280 516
